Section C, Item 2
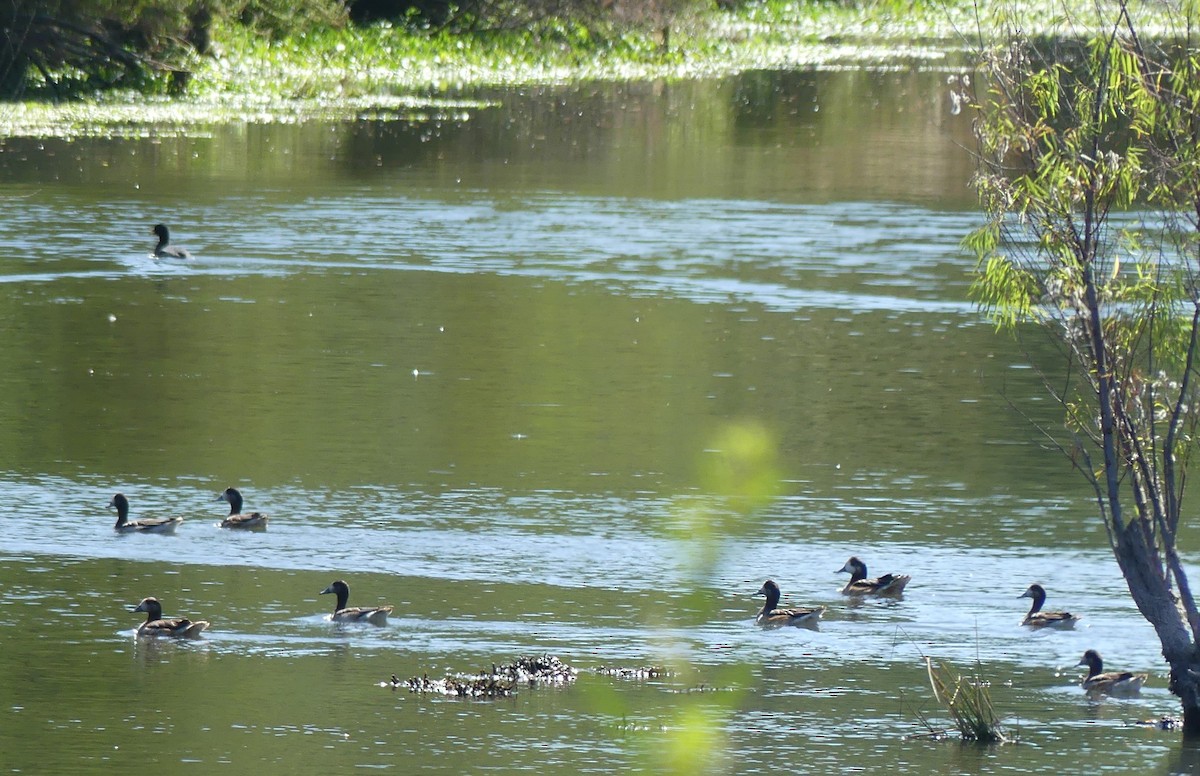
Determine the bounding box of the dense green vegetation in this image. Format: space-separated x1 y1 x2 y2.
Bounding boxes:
0 0 692 97
0 1 349 96
0 0 1146 102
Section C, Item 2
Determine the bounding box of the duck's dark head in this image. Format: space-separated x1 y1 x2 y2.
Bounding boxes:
108 493 130 522
152 224 170 241
320 579 350 611
756 579 781 609
1020 583 1047 602
1077 649 1104 676
320 580 349 596
839 556 867 581
133 597 162 619
218 487 244 515
756 579 780 598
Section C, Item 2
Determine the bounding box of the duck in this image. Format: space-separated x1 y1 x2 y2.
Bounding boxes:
216 487 269 529
132 596 209 638
1077 649 1147 696
754 579 825 628
838 556 910 596
1019 583 1080 628
107 493 183 534
319 579 393 625
151 223 193 259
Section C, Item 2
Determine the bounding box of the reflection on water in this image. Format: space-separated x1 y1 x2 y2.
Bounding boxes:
0 70 1187 773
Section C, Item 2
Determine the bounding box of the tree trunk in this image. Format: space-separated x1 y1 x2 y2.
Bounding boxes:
1173 666 1200 737
1167 647 1200 738
1113 523 1200 734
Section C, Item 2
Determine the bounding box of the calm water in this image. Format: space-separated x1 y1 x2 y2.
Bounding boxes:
0 70 1185 773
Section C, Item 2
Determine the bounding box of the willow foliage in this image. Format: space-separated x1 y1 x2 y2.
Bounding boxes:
968 1 1200 733
969 8 1200 405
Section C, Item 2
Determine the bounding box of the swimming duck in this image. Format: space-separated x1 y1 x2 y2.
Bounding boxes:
108 493 184 534
838 556 911 596
1077 649 1147 696
216 487 269 530
754 579 825 628
151 223 193 259
319 579 393 625
1020 583 1080 628
132 596 209 638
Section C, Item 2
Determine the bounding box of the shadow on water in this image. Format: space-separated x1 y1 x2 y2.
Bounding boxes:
1166 738 1200 774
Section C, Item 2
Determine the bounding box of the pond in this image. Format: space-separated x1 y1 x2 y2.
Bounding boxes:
0 68 1185 774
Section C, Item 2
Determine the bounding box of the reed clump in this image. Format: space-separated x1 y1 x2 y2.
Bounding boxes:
924 657 1008 743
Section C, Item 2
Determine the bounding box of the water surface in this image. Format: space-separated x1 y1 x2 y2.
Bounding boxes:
0 70 1181 774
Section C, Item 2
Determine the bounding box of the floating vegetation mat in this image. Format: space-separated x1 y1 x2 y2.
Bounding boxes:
592 665 674 680
0 94 491 140
1130 716 1182 731
390 654 577 698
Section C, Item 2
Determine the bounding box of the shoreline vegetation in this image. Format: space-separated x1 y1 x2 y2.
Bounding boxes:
0 0 1180 135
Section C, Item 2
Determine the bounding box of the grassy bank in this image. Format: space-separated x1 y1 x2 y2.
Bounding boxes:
0 0 1168 136
188 0 1178 95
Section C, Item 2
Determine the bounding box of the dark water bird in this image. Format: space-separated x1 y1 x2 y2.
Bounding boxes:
132 596 209 638
319 579 393 625
107 493 183 534
1019 583 1080 628
151 223 193 258
838 556 911 596
754 579 825 628
216 487 268 529
1077 649 1147 696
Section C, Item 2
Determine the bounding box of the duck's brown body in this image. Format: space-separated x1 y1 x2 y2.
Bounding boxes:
755 580 824 628
1020 584 1080 628
151 224 192 259
133 597 208 638
108 493 183 534
1077 649 1146 696
217 487 269 529
320 580 393 625
838 556 910 596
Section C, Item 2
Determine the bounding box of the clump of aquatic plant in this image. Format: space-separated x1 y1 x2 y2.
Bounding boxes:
593 665 674 680
391 653 578 697
396 672 519 698
923 657 1007 743
1133 716 1183 731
